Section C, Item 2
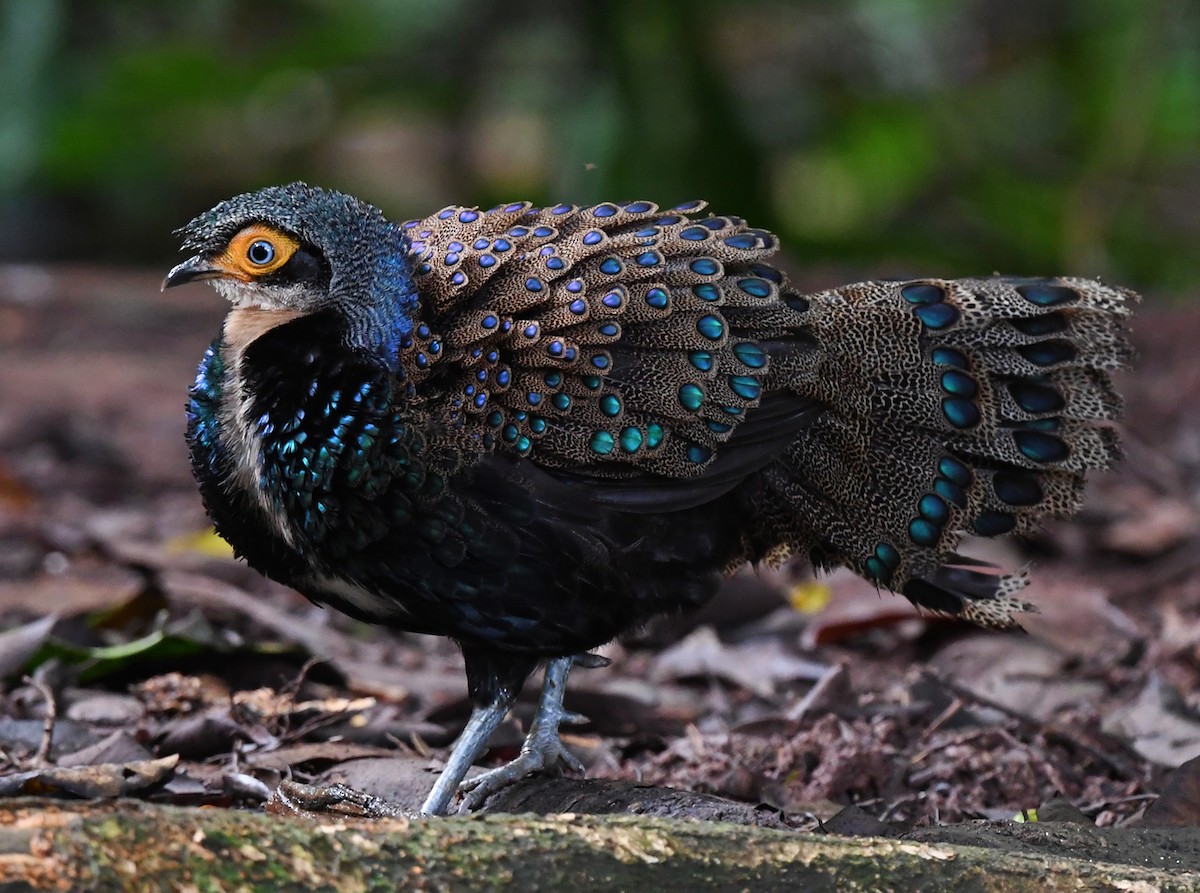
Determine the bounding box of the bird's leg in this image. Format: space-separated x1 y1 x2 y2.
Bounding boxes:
420 691 515 816
456 655 585 812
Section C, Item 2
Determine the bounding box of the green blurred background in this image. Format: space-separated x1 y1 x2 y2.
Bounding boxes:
1 0 1195 295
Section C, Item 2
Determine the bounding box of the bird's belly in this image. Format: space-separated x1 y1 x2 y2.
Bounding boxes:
303 572 416 623
294 545 669 655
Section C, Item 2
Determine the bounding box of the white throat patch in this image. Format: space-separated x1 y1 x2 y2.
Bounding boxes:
218 306 305 547
212 278 320 311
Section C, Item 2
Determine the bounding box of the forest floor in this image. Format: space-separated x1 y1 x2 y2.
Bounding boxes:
2 265 1200 870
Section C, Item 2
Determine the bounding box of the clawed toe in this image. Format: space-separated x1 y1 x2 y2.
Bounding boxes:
271 780 408 819
421 656 590 816
457 738 583 811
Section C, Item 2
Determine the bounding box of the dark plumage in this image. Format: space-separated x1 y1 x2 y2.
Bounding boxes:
165 183 1135 814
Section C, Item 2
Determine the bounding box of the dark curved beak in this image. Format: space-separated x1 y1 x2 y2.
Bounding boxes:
161 255 226 291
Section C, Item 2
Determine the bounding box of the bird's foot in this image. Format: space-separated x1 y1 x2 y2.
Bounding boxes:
270 780 411 819
453 655 586 812
573 651 611 669
457 722 586 812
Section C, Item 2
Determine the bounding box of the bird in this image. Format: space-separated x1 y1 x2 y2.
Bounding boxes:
164 182 1135 815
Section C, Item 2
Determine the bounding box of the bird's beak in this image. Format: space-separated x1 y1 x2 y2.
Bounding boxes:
161 255 227 291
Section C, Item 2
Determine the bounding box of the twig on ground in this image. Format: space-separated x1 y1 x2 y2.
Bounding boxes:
785 662 847 722
23 674 57 767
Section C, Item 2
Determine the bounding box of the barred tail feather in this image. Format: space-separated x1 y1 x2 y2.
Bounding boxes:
749 275 1137 627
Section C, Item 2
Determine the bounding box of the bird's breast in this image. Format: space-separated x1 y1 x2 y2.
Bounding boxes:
215 309 311 548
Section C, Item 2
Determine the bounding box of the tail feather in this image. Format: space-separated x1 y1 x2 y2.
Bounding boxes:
746 275 1136 627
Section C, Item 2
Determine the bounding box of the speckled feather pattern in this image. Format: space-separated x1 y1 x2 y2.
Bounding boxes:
388 197 1134 626
182 184 1137 700
395 198 786 475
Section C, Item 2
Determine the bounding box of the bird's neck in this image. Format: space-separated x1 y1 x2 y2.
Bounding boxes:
339 224 422 372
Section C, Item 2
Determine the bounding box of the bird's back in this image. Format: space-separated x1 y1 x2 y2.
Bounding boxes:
391 198 1133 628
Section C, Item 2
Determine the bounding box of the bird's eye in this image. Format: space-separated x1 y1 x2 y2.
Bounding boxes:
222 224 299 279
247 240 276 266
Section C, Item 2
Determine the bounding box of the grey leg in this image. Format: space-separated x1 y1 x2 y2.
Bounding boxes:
420 692 513 816
456 656 584 812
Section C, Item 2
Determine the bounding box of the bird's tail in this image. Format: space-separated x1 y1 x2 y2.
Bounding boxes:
742 276 1136 627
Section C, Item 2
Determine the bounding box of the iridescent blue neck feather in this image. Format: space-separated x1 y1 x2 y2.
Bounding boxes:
346 222 419 372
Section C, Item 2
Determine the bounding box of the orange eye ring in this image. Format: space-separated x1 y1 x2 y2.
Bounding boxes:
218 224 299 279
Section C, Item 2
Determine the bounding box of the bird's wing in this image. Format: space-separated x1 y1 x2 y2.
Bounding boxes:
398 200 820 499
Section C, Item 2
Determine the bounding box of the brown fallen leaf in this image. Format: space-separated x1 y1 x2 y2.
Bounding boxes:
0 754 178 798
1019 577 1140 662
63 691 145 726
1101 490 1198 557
56 730 153 768
157 707 271 760
133 672 231 715
231 687 375 722
1140 755 1200 827
245 740 398 773
929 634 1106 723
0 564 143 619
1103 676 1200 767
651 626 828 697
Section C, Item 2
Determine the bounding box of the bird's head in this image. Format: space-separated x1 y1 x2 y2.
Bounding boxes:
164 183 420 363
